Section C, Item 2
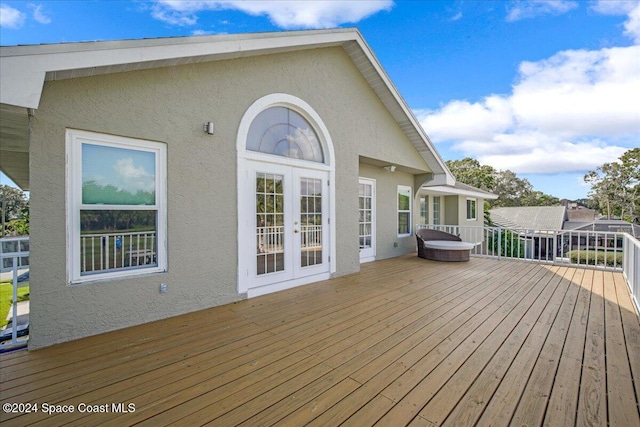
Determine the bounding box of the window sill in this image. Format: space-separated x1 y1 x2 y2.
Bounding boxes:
69 266 167 286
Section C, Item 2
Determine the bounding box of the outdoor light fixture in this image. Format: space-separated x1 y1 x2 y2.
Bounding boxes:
204 122 215 135
384 165 397 172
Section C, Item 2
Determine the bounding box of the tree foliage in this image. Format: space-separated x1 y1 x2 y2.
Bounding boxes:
1 185 29 236
445 158 560 208
444 158 495 192
584 148 639 223
0 185 28 222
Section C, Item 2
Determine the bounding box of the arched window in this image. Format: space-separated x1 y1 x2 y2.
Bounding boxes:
246 106 324 163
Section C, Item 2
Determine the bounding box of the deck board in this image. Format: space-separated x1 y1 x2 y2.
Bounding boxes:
1 255 638 427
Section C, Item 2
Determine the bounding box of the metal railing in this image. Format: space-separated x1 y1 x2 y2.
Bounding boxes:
0 236 29 350
301 225 322 249
623 233 640 314
257 226 285 254
416 224 639 315
257 225 323 253
80 231 156 274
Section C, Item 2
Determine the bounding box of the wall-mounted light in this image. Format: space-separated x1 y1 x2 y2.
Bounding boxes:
383 165 396 172
203 122 215 135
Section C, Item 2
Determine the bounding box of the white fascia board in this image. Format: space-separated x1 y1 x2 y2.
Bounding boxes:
0 30 356 109
354 36 453 180
0 60 46 108
422 185 499 199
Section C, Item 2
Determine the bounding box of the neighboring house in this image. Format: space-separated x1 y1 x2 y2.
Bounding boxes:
417 182 498 245
1 29 487 349
561 200 596 221
490 206 568 231
564 220 640 238
489 206 569 259
489 205 638 260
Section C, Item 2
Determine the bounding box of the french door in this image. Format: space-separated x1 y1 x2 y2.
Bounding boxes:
359 178 376 262
244 161 330 293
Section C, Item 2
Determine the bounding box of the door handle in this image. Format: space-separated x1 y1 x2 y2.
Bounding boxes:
294 230 299 233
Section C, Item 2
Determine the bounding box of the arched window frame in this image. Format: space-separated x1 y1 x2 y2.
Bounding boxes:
236 94 334 171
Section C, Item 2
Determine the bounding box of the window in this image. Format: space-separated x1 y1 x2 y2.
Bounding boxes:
433 196 441 225
419 195 428 225
247 106 324 163
466 198 477 220
67 130 167 283
397 186 412 236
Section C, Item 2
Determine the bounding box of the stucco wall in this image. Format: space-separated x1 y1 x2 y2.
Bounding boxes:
444 196 458 225
358 164 419 260
28 46 431 348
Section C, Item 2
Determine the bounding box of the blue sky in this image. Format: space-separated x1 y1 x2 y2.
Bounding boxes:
1 0 639 200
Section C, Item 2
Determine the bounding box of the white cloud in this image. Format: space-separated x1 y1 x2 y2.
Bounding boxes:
624 2 640 42
590 0 638 15
471 137 627 174
451 12 462 21
0 4 26 29
113 158 155 193
506 0 578 22
418 40 640 175
30 4 51 24
151 6 197 26
591 1 640 42
512 46 640 137
152 0 393 29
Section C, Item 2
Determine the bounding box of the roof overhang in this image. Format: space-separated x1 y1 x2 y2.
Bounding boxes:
421 184 499 200
0 104 30 190
0 28 453 190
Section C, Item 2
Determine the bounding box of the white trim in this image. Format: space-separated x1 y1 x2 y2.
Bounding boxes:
247 272 331 298
237 94 336 296
466 198 478 221
66 129 167 284
397 185 412 237
422 185 498 200
432 195 441 226
358 177 376 263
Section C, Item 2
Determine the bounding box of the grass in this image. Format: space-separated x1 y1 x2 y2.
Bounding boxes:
0 283 30 329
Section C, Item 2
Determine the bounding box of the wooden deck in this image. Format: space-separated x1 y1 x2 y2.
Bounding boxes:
1 255 639 426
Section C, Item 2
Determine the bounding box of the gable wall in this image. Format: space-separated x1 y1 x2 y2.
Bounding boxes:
28 46 432 348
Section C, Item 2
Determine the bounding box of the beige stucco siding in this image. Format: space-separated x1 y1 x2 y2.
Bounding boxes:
358 164 421 260
28 46 432 348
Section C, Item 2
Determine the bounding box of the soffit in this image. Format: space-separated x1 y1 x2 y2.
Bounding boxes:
0 104 29 190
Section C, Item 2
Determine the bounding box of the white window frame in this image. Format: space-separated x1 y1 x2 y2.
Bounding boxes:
433 196 441 225
419 195 429 225
397 185 412 237
466 198 477 221
66 129 167 284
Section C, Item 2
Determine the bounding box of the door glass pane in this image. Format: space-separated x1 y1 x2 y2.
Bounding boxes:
359 183 373 249
300 177 322 268
256 173 285 275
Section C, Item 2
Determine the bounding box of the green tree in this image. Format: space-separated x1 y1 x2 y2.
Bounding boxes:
0 185 28 222
445 158 495 192
521 190 561 207
584 148 639 223
491 170 534 207
446 157 559 208
1 185 29 236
